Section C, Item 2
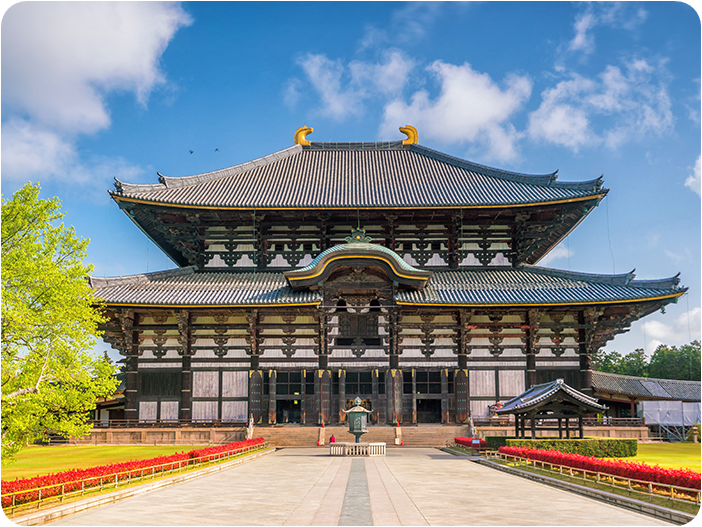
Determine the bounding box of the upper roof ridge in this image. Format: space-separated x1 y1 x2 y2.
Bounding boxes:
409 144 605 192
112 145 302 195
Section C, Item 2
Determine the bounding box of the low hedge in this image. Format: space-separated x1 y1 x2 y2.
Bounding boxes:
504 438 637 458
485 436 511 450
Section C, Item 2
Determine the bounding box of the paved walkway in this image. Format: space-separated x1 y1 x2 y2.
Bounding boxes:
50 448 672 526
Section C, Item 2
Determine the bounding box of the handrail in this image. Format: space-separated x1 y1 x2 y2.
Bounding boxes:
485 450 700 506
2 442 268 516
86 418 248 428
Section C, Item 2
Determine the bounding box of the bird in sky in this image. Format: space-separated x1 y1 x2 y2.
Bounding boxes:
189 150 193 154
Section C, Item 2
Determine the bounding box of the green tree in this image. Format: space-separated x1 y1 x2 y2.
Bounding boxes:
593 348 649 377
1 183 117 463
648 341 701 381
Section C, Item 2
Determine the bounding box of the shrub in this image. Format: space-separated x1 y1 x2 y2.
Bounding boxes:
454 437 487 448
498 446 701 490
505 438 637 458
485 436 511 450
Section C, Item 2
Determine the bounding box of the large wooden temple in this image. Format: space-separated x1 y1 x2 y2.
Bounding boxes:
91 125 686 427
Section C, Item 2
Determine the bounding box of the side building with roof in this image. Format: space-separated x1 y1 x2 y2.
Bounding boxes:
91 126 686 428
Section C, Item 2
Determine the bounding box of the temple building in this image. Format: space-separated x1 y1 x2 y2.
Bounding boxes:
91 125 686 427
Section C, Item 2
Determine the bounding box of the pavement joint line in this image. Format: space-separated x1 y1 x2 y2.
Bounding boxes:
10 448 274 526
469 455 695 526
282 456 341 526
365 457 400 526
373 456 428 526
311 457 352 526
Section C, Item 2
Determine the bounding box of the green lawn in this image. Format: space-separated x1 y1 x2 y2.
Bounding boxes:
610 442 701 471
1 445 207 481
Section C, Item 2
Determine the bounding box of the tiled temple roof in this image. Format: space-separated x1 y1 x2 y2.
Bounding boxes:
89 267 321 306
90 265 683 307
592 371 701 402
395 266 684 306
111 142 606 209
495 378 607 414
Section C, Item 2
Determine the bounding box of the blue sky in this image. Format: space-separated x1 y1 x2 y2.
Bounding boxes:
2 1 700 361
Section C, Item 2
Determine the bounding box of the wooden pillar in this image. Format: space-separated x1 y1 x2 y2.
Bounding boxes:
455 369 469 424
441 369 449 424
411 369 417 424
578 310 594 395
578 415 584 438
300 368 306 425
525 309 539 388
338 369 346 423
386 369 403 424
558 418 563 439
268 370 277 424
177 311 192 423
530 413 536 439
248 370 264 424
515 414 520 438
124 353 138 423
565 416 570 439
371 369 379 424
315 369 331 424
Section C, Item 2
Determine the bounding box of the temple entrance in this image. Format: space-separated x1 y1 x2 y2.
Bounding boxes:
416 399 441 423
276 399 301 424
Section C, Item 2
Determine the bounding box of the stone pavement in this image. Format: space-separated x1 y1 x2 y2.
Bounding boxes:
49 448 673 526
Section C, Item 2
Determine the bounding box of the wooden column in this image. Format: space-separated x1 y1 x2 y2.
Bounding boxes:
248 370 264 424
177 311 192 423
441 369 449 423
525 309 540 388
579 310 597 395
118 311 139 423
530 413 536 439
371 369 379 424
411 369 417 424
338 369 346 423
455 369 469 424
315 369 331 424
268 370 277 424
386 369 403 424
300 368 306 425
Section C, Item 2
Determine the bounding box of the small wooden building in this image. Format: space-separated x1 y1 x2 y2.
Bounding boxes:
495 378 607 438
90 126 686 427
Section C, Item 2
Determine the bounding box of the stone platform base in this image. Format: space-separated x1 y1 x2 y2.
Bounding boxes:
330 442 386 456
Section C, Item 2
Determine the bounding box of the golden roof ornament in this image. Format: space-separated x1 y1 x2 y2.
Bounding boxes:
294 126 314 145
400 125 418 145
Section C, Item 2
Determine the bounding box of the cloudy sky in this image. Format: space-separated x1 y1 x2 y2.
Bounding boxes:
2 2 700 359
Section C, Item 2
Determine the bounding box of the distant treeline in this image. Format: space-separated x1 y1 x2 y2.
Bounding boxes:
593 341 700 381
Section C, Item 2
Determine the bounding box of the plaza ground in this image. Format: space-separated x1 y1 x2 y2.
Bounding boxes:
47 448 673 526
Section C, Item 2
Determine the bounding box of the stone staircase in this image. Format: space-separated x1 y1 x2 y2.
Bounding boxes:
255 424 471 447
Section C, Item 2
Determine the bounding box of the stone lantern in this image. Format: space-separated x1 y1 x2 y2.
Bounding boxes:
344 396 372 443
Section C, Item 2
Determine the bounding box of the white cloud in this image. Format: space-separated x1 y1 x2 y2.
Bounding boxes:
567 4 648 57
528 59 674 152
1 2 191 185
359 2 443 51
538 245 574 267
685 155 701 196
295 54 365 120
379 61 532 162
644 307 701 354
294 50 415 120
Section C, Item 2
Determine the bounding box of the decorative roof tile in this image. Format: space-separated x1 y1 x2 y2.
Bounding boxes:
111 142 606 209
495 378 607 414
592 371 700 402
90 265 683 308
90 267 320 306
395 265 684 306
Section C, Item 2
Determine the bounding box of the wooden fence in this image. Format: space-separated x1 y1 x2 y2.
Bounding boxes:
486 450 701 506
2 442 267 516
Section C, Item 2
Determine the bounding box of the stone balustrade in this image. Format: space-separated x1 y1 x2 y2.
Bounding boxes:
330 442 386 456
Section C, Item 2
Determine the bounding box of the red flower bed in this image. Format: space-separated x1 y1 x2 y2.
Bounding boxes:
498 446 701 490
188 438 265 461
455 437 487 449
2 438 265 508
